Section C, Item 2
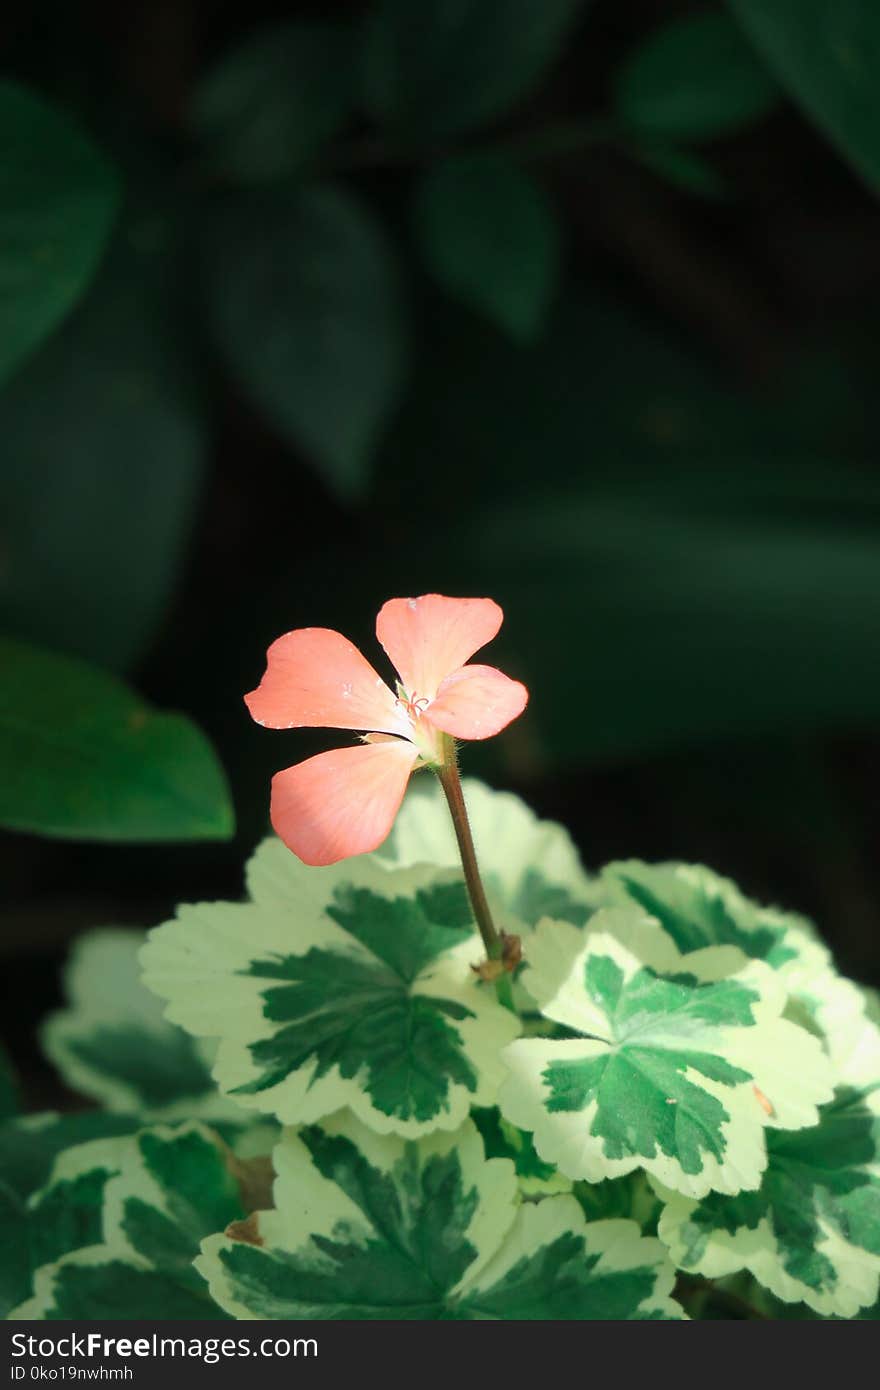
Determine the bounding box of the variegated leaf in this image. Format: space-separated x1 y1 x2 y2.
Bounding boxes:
456 1200 684 1320
380 778 599 930
499 910 836 1197
27 1135 131 1274
10 1124 244 1320
0 1112 139 1203
601 860 827 986
198 1115 684 1319
789 967 880 1089
472 1106 571 1197
657 1084 880 1317
573 1172 662 1236
42 929 246 1124
142 845 519 1136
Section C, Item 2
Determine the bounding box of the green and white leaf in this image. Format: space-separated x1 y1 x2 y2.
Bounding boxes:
0 1112 140 1203
657 1084 880 1317
27 1135 131 1274
11 1124 243 1320
456 1199 684 1319
499 910 836 1197
142 846 519 1136
787 965 880 1089
380 779 599 931
199 1114 683 1319
573 1172 662 1236
42 929 248 1123
472 1107 571 1197
601 860 828 987
862 986 880 1028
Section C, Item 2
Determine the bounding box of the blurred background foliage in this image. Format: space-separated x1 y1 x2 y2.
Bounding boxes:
3 0 880 1103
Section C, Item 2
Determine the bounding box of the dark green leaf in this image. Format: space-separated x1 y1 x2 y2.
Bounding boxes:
0 201 206 671
0 1179 30 1317
12 1125 240 1320
660 1085 880 1316
415 156 560 339
191 22 356 183
206 186 406 499
0 81 119 384
615 12 778 141
0 639 234 841
363 0 586 139
635 144 728 199
728 0 880 192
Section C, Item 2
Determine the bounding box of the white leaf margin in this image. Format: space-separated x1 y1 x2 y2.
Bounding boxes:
198 1115 519 1319
141 852 520 1137
41 928 246 1125
498 912 836 1198
457 1196 686 1319
654 1081 880 1323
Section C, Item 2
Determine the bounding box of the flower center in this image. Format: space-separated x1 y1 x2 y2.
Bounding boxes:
395 685 446 765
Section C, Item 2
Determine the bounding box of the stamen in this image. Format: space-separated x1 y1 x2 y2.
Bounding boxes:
394 689 430 720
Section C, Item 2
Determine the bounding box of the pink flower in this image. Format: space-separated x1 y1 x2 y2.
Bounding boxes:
245 594 528 866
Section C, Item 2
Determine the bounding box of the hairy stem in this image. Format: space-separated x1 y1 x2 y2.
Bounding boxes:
436 754 516 1012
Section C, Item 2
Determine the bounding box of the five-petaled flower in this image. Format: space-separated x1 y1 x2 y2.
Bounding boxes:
245 594 528 866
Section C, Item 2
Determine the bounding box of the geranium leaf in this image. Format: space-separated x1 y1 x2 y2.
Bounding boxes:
27 1137 130 1275
199 1114 683 1319
601 860 824 976
472 1107 571 1196
0 1114 140 1204
657 1084 880 1317
0 1180 30 1317
141 845 519 1135
11 1125 243 1320
786 968 880 1090
499 911 836 1196
455 1199 684 1320
42 929 248 1124
379 778 599 932
573 1172 662 1236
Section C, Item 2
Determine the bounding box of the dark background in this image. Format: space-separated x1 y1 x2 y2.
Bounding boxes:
4 0 880 1108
